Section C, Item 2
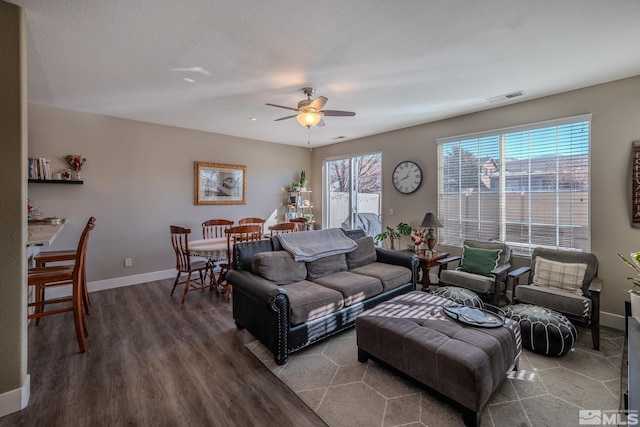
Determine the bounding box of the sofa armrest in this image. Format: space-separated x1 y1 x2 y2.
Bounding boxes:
491 263 511 276
588 276 603 294
375 248 419 286
437 255 461 278
227 270 285 305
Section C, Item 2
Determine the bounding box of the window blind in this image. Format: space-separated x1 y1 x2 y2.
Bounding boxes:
436 114 591 255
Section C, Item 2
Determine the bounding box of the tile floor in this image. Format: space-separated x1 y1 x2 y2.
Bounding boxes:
248 325 624 427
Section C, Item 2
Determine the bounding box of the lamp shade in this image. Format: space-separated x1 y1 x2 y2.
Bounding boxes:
421 212 442 228
296 111 322 127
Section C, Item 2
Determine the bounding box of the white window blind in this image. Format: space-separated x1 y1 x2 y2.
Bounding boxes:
436 114 591 255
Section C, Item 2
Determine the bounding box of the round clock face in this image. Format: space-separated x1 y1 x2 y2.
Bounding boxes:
392 161 422 194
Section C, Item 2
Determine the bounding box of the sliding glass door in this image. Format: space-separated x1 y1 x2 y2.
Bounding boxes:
324 152 382 237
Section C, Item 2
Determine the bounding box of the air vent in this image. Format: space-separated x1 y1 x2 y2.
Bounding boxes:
486 90 525 103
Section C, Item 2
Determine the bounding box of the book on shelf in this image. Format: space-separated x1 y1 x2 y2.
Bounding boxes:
28 157 53 180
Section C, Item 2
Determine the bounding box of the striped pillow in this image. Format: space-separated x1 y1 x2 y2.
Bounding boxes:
532 256 587 296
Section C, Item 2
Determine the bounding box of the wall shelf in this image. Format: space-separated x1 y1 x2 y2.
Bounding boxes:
28 179 83 185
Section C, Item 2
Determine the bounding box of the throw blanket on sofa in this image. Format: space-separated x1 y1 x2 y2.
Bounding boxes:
277 228 358 262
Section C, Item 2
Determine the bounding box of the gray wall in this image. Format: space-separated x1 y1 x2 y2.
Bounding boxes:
312 75 640 325
0 0 28 411
27 104 311 283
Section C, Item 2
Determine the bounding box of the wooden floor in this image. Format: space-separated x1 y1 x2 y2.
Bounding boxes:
0 279 327 427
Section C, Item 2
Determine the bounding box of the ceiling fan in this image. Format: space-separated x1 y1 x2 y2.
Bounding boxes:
266 87 356 128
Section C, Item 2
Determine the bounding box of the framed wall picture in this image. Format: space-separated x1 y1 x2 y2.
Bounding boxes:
195 162 246 205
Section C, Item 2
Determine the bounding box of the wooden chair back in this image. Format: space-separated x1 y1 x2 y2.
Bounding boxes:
170 225 194 272
202 219 234 239
238 217 266 234
289 217 309 231
225 225 262 260
268 222 296 236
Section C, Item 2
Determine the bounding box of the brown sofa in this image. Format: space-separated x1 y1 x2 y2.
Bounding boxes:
227 228 419 364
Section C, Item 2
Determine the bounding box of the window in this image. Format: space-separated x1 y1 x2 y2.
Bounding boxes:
324 152 382 237
437 114 591 255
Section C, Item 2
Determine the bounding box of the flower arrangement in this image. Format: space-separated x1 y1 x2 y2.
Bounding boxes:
617 252 640 296
64 155 86 172
410 228 426 247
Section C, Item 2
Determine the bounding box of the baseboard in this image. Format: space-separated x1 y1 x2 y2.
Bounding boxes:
46 269 175 299
600 311 626 331
0 375 30 417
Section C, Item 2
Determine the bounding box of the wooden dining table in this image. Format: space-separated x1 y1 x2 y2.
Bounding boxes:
188 238 229 288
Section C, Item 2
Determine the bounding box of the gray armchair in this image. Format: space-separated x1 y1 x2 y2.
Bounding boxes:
437 240 512 306
509 248 602 350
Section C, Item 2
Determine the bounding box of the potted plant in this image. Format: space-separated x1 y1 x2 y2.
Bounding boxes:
299 170 308 190
617 252 640 316
374 222 411 250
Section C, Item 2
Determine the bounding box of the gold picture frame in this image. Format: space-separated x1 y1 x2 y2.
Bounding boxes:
194 162 246 205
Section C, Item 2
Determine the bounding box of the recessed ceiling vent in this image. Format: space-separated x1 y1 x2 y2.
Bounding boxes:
487 90 525 103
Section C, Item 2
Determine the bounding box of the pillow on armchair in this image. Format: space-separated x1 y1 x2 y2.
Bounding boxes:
458 245 502 277
532 256 586 296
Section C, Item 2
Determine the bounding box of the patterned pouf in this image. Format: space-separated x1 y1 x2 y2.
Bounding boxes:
430 286 484 308
504 304 576 356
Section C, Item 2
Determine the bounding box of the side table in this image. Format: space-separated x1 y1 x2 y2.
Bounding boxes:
402 250 449 290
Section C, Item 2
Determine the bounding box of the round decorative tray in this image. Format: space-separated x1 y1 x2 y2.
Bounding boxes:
443 305 504 328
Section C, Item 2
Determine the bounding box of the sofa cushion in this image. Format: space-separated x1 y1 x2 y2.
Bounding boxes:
306 253 348 280
313 271 383 306
251 251 307 285
350 262 411 291
532 256 586 296
458 245 502 277
346 236 377 270
280 280 345 326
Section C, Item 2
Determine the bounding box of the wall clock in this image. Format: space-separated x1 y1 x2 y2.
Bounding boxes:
392 161 422 194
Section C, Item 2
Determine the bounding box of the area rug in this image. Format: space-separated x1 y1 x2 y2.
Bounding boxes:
246 326 624 427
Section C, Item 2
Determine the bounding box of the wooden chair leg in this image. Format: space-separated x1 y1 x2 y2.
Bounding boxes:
35 284 44 325
181 273 192 304
72 280 87 352
591 323 600 350
170 273 180 296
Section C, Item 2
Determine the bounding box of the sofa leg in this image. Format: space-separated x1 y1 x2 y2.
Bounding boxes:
358 348 369 363
462 408 480 427
275 355 288 365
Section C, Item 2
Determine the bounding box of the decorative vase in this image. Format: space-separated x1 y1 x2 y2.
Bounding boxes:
414 243 424 254
631 292 640 317
74 170 81 180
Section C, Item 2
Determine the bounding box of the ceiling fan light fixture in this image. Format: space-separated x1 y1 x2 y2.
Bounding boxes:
296 111 322 127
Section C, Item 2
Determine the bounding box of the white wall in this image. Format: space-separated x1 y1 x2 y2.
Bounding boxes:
312 75 640 327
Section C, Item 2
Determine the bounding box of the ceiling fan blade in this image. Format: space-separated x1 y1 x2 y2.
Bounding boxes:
266 103 299 112
274 114 297 121
309 96 328 110
321 110 356 117
317 118 326 127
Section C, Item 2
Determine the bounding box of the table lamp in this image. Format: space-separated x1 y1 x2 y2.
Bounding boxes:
421 212 443 252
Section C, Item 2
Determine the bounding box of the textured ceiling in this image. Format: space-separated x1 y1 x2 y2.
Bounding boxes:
8 0 640 147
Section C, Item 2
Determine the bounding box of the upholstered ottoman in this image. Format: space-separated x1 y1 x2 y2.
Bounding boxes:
431 286 484 308
356 291 521 427
504 304 576 356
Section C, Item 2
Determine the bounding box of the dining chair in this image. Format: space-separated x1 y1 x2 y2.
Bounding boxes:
289 217 309 231
169 225 215 304
238 217 266 235
27 216 96 353
268 222 296 236
202 219 234 239
32 217 96 322
219 225 263 301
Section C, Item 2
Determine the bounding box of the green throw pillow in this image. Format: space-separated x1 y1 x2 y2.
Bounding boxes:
458 245 502 277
